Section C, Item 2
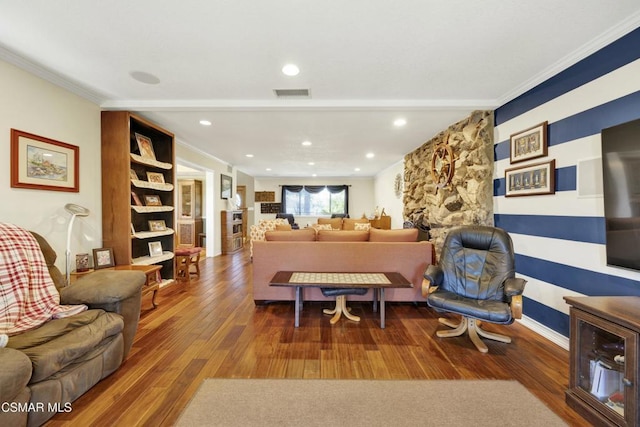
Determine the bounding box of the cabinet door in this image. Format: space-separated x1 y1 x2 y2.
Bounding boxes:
570 309 637 425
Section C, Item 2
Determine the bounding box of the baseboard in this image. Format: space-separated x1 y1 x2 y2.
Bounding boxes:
518 315 569 351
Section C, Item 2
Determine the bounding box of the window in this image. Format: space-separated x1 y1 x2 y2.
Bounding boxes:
281 185 348 216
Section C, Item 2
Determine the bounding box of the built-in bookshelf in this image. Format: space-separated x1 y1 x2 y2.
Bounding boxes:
101 111 176 285
221 210 244 254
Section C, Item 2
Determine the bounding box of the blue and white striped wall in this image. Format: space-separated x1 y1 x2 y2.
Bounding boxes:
493 26 640 347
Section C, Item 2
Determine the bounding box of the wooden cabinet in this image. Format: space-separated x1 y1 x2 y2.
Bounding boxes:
564 296 640 427
177 179 203 247
101 111 176 284
221 210 244 254
370 215 391 229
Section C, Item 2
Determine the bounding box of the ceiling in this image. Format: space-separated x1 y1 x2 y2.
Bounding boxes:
1 1 639 178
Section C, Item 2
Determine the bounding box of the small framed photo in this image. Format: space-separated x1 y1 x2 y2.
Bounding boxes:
131 191 143 206
135 133 156 160
92 248 115 269
148 219 167 232
505 159 555 197
146 172 165 184
144 195 162 206
221 174 232 199
148 241 163 257
510 121 548 164
130 169 139 180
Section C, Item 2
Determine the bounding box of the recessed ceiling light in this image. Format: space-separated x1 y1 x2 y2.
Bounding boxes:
246 154 254 158
282 64 300 76
266 168 272 171
308 162 315 166
394 118 407 127
129 71 160 85
354 168 361 172
312 173 317 177
301 140 312 146
199 120 212 126
366 152 375 159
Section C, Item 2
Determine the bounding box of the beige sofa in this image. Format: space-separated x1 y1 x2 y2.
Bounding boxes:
0 232 145 427
252 228 434 304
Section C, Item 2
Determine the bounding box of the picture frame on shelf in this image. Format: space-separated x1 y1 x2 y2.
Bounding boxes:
10 128 80 192
131 191 143 206
148 219 167 232
92 248 115 269
505 159 555 197
144 195 162 206
221 174 232 199
148 241 163 257
510 121 548 164
146 172 165 184
135 133 156 160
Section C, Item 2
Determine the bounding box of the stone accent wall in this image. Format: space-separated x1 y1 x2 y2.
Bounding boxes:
403 110 494 259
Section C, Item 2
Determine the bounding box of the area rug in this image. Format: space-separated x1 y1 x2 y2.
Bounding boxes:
176 379 567 426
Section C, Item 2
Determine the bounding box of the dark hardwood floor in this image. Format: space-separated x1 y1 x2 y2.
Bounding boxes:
46 248 588 426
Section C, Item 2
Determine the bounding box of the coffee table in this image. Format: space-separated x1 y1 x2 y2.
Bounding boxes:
269 271 412 328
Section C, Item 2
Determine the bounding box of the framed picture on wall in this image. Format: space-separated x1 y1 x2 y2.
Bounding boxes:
221 174 232 199
10 129 79 192
505 159 555 197
509 121 548 164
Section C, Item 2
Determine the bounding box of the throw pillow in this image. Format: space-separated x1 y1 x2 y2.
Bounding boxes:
343 218 370 230
275 224 293 231
317 217 343 230
354 222 371 231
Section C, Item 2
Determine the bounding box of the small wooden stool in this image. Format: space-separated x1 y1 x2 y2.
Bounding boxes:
175 247 202 285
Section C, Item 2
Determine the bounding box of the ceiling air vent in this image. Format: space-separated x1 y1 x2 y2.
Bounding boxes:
273 88 311 98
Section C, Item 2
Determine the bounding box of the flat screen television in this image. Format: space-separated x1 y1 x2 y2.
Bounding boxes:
601 117 640 271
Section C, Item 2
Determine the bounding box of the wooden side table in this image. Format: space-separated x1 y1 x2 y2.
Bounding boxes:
113 265 162 309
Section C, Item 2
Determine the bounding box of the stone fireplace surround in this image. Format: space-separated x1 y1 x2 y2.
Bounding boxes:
403 110 494 259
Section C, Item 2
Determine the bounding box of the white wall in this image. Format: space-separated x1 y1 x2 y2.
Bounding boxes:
374 160 405 229
253 177 374 226
0 59 101 273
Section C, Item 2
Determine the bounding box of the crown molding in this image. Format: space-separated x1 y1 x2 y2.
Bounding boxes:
101 98 498 112
0 44 107 105
498 12 640 105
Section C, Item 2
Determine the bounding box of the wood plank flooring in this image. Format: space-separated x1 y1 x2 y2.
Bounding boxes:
46 248 588 426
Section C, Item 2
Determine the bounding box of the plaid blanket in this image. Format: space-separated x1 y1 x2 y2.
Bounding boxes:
0 223 87 335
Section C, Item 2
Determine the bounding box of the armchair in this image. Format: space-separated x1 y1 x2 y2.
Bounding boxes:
0 225 144 427
422 225 526 353
276 213 299 229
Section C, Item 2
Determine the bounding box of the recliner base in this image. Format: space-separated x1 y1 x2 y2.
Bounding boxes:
436 316 511 353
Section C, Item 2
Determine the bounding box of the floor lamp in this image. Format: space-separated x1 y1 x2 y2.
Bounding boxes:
65 203 90 285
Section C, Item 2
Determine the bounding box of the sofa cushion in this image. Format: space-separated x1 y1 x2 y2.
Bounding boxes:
7 309 124 383
369 228 418 242
342 218 370 230
317 230 369 241
265 229 316 241
275 224 293 231
317 217 343 230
